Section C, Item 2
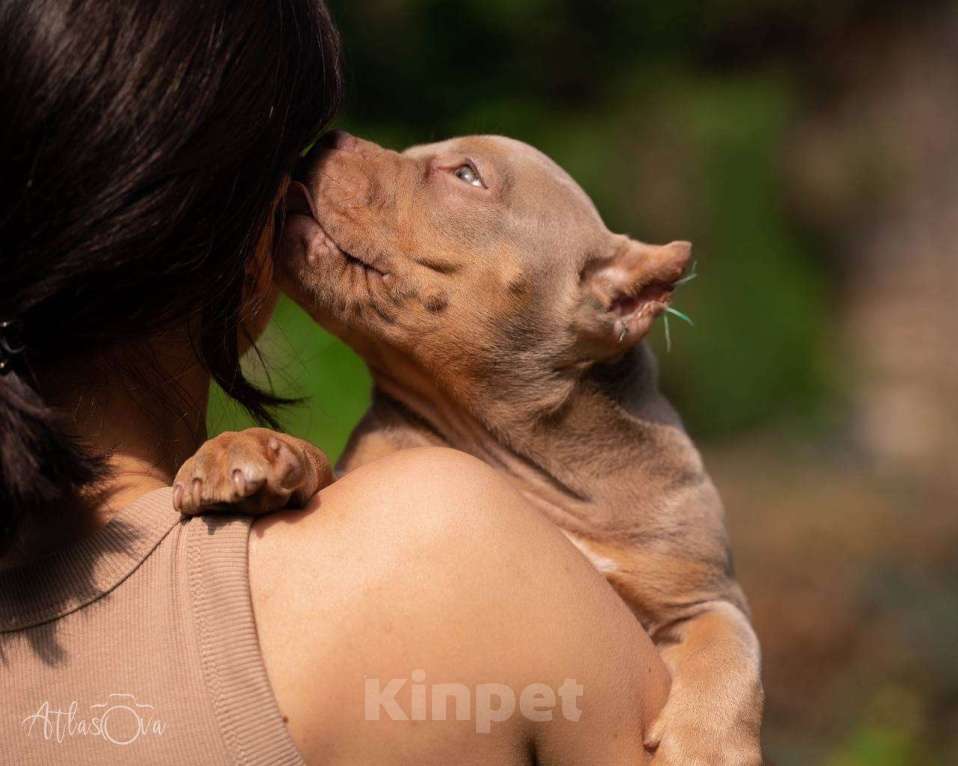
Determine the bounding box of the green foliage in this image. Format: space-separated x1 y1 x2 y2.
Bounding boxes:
208 297 370 461
647 76 831 436
824 686 928 766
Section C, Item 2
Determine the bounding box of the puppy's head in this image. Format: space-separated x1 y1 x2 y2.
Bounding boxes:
278 131 690 387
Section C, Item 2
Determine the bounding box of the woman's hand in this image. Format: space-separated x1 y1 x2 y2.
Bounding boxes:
173 428 333 516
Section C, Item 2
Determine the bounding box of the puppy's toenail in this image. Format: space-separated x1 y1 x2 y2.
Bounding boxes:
268 437 280 455
232 468 246 494
173 483 183 509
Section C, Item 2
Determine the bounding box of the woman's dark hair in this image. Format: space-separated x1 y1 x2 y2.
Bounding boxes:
0 0 342 553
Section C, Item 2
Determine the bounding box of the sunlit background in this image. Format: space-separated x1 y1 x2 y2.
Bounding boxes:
209 2 958 763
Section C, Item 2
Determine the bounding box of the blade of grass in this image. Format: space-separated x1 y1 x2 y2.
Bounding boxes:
665 306 695 326
674 260 698 287
663 313 672 353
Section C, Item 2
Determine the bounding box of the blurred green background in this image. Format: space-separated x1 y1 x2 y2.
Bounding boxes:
210 2 958 763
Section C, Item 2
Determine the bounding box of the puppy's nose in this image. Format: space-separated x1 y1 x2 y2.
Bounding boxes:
319 129 358 151
295 130 359 182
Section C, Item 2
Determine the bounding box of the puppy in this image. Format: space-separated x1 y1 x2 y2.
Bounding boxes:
176 131 763 764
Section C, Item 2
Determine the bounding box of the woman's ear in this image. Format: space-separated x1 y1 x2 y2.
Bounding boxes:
573 237 691 357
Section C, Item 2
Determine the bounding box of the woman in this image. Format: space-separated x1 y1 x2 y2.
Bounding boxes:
0 2 668 763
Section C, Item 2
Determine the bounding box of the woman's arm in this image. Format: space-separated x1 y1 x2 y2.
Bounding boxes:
250 447 670 765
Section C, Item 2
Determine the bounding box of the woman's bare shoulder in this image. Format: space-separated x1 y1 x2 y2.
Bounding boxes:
249 447 668 765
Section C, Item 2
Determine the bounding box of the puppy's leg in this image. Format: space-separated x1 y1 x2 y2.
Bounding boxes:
174 428 333 516
644 599 763 766
570 537 763 765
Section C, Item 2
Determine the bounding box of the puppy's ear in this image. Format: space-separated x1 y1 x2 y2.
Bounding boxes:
573 238 691 356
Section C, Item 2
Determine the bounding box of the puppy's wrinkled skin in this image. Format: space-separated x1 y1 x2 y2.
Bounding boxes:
173 428 332 516
269 132 762 763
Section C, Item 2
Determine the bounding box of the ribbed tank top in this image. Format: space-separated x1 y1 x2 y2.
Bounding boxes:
0 487 305 765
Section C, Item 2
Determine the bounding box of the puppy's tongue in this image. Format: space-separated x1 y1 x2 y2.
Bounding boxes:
281 181 342 267
285 181 318 219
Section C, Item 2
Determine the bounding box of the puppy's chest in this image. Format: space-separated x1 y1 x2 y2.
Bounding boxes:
494 456 665 543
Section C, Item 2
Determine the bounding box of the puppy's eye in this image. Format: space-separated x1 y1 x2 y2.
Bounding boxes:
453 163 484 188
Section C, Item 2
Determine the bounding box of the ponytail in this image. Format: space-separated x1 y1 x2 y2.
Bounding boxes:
0 368 105 556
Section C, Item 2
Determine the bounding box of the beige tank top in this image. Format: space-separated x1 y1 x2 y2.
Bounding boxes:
0 487 304 765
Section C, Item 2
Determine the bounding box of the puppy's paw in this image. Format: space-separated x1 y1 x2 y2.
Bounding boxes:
645 684 763 766
173 428 333 516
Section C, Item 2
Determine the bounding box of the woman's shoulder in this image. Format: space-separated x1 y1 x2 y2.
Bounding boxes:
249 446 566 613
248 447 669 764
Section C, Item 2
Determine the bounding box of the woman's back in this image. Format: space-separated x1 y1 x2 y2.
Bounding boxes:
1 487 302 764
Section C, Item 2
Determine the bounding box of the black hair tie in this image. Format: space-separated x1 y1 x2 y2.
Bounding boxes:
0 319 26 374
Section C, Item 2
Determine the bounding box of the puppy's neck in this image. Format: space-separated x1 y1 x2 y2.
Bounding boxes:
351 345 704 531
363 362 546 466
